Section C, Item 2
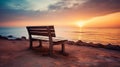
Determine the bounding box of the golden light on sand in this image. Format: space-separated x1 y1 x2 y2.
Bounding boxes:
76 21 85 27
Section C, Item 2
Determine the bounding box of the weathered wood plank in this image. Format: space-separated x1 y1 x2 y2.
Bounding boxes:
27 26 54 29
29 29 55 32
31 32 55 37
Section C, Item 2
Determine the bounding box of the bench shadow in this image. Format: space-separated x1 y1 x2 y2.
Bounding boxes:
29 46 77 60
26 46 80 66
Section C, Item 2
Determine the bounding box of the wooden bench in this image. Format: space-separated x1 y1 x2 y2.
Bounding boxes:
26 25 67 56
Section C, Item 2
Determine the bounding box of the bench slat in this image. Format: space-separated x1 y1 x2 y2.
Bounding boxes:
27 26 54 29
27 26 55 37
31 32 55 37
32 37 67 43
29 29 55 32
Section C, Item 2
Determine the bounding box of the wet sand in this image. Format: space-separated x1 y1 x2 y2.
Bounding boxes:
0 39 120 67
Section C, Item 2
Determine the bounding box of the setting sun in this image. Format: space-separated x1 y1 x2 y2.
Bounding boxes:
76 21 85 27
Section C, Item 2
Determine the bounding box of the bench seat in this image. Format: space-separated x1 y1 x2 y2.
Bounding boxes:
33 37 66 42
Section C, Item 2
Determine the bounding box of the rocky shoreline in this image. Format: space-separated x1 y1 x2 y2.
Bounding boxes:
0 35 27 40
67 40 120 51
0 35 120 51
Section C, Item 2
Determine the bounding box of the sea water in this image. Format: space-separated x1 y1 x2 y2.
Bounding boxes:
0 26 120 45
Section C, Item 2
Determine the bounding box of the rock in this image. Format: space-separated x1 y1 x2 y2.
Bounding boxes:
76 40 83 43
7 35 17 40
67 41 75 45
94 43 104 48
114 45 120 50
21 36 26 40
75 40 84 46
87 42 95 47
15 38 21 40
66 39 120 51
7 35 13 37
88 42 94 45
105 43 114 49
105 44 120 50
0 35 8 39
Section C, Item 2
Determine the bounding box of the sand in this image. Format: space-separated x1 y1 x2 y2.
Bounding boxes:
0 39 120 67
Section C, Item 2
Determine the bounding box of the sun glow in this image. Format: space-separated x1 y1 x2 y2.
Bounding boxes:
76 21 85 27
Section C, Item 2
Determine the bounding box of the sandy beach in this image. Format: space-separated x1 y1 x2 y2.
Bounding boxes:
0 39 120 67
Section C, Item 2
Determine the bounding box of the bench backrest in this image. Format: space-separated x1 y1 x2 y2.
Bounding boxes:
26 26 56 37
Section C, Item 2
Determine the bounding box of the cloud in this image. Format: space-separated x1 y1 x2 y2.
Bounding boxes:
0 0 120 24
0 0 51 22
41 0 118 23
48 0 88 11
48 0 120 16
0 0 62 23
80 0 120 13
6 0 60 11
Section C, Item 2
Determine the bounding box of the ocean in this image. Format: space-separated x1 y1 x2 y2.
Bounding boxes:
0 26 120 45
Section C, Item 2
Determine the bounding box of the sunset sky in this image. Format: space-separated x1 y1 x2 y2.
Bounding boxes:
0 0 120 28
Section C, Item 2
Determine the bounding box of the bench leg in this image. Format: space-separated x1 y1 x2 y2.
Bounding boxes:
29 39 33 49
61 43 65 53
49 44 53 56
39 40 42 47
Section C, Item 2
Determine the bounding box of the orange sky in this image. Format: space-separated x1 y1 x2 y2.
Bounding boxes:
0 0 120 28
80 12 120 28
1 12 120 28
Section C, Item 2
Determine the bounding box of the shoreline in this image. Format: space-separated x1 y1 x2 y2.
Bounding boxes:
0 35 120 51
67 40 120 51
